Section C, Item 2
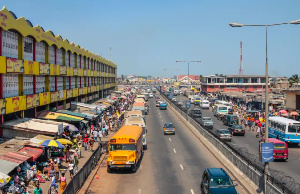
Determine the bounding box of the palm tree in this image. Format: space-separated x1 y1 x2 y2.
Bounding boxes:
288 74 299 87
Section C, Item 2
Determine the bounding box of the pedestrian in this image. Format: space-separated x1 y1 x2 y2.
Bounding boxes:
84 135 89 151
98 130 102 144
89 135 95 152
54 159 60 181
69 161 74 179
65 145 70 163
33 183 43 194
22 187 29 194
102 125 106 137
59 173 67 194
256 125 260 138
93 129 98 142
49 166 56 182
77 142 82 158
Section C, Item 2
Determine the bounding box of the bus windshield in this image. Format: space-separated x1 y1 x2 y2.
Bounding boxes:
288 124 300 133
110 144 136 151
219 107 228 111
274 143 287 150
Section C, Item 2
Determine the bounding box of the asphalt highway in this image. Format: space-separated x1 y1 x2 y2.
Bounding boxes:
174 94 300 182
89 97 247 194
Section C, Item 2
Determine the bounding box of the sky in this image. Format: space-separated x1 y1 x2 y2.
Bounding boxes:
1 0 300 77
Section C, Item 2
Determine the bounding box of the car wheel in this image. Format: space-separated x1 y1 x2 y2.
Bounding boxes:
143 145 147 150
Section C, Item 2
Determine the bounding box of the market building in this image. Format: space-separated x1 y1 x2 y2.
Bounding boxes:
0 7 117 136
201 75 270 93
283 89 300 110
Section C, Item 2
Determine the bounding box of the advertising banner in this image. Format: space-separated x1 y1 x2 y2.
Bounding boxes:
91 71 94 77
0 99 6 115
73 68 78 76
50 64 59 75
83 87 87 95
39 92 50 106
24 60 39 75
79 88 83 96
67 67 73 76
83 69 87 76
39 63 50 75
7 58 24 73
51 91 59 102
96 85 100 91
66 89 73 99
60 66 67 75
91 86 95 93
87 70 91 77
78 68 83 76
26 94 39 109
59 90 66 100
6 96 26 114
87 87 91 94
261 143 274 162
73 88 79 97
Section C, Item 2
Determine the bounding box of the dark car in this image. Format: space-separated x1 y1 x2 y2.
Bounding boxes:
201 168 238 194
222 115 239 126
163 122 175 135
189 108 202 118
228 124 245 136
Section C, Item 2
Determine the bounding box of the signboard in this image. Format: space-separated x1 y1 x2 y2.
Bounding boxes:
83 69 87 76
26 94 39 109
7 58 24 73
91 71 94 77
73 88 79 97
78 68 84 76
67 67 73 76
60 66 67 75
261 142 274 162
186 101 191 109
51 91 60 102
83 87 87 95
39 92 51 106
6 96 26 114
79 88 83 96
0 99 6 115
87 70 91 77
73 68 78 76
59 90 66 100
96 85 100 91
66 89 72 99
91 86 95 92
87 86 91 93
24 60 39 75
39 63 50 75
50 64 59 75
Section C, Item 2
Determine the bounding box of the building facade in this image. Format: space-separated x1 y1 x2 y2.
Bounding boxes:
201 75 270 93
177 75 200 84
0 7 117 135
283 89 300 110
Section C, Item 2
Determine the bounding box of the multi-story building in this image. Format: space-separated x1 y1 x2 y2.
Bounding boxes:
0 7 117 134
177 75 200 84
201 75 270 93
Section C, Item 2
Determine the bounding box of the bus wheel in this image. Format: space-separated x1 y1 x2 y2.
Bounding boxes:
107 166 111 173
131 163 137 173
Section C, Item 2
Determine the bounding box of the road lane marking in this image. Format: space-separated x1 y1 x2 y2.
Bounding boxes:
190 189 194 194
169 138 171 141
138 188 142 194
180 164 184 170
140 165 142 169
173 149 176 153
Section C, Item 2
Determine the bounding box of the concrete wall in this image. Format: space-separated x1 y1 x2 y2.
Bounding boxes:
286 93 296 109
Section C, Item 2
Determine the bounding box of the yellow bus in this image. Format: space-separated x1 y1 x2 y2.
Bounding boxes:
107 125 143 173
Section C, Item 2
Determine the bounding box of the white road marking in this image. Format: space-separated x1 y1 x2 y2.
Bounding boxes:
138 188 142 194
173 149 176 153
169 138 171 141
180 164 184 170
140 165 142 169
190 189 194 194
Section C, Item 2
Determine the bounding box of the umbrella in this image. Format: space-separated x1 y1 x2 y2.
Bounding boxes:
56 138 73 145
65 124 79 132
279 110 287 114
0 172 11 188
281 113 288 117
290 112 299 116
40 140 64 149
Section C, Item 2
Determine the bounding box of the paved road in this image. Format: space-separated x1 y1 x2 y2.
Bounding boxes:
174 94 300 182
88 97 247 194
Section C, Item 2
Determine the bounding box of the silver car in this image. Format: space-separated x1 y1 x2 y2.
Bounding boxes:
216 129 232 141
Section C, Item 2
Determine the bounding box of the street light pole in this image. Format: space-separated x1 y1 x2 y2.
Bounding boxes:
229 19 300 194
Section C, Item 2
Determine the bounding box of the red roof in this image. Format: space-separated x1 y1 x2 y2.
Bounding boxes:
177 75 200 81
18 147 44 162
0 152 31 164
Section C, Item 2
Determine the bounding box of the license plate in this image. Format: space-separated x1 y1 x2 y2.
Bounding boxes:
277 153 283 156
168 132 171 134
116 165 124 167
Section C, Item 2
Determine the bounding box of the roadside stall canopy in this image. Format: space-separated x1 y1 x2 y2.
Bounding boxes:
18 147 43 162
71 102 105 113
0 138 27 155
37 111 84 122
0 152 31 164
30 135 54 144
0 159 20 175
57 110 87 119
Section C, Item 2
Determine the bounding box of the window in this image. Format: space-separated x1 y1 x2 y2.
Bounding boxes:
110 144 136 151
209 178 233 187
288 125 300 133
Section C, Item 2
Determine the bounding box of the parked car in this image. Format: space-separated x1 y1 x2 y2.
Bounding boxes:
189 108 202 118
172 98 177 102
159 101 168 110
222 115 239 126
228 124 245 136
163 122 175 135
216 129 232 141
201 117 213 129
156 101 162 107
201 168 238 194
149 93 153 98
177 100 184 107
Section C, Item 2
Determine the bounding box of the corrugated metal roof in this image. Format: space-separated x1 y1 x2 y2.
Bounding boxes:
57 110 87 118
0 159 19 174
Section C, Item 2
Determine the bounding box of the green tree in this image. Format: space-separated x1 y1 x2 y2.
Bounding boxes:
288 74 299 87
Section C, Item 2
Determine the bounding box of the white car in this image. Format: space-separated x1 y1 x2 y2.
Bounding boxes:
156 101 162 107
149 93 153 98
172 98 177 102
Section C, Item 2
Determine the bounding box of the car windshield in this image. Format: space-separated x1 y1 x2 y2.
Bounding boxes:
219 107 228 111
274 143 287 150
220 130 230 134
196 98 200 100
193 110 201 114
233 125 243 129
203 102 209 104
110 144 136 151
210 177 233 188
165 123 174 128
203 118 212 122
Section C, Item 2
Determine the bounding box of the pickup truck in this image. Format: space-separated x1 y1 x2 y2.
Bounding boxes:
159 102 168 110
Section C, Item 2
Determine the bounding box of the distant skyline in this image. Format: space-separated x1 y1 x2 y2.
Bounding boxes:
1 0 300 77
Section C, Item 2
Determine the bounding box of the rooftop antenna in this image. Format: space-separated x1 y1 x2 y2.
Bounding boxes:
239 41 243 75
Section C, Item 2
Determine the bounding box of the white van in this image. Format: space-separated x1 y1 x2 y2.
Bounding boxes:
200 100 210 109
213 105 229 119
124 117 147 150
188 95 195 104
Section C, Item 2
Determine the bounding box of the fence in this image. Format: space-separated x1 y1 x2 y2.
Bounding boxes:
63 142 108 194
159 89 300 194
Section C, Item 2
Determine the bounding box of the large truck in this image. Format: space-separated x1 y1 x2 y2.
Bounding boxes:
194 95 201 105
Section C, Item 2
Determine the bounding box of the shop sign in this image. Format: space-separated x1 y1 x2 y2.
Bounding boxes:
0 56 6 73
39 92 50 106
7 58 24 73
59 90 66 100
6 96 26 114
87 86 91 94
78 68 83 76
24 60 39 75
51 91 59 102
0 99 6 115
67 67 73 76
50 64 59 75
96 85 100 91
79 88 83 96
73 68 78 76
91 71 94 77
73 88 79 97
91 86 94 93
83 69 87 76
83 87 87 95
66 89 73 99
60 66 67 75
39 63 50 75
26 94 39 109
87 70 91 77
